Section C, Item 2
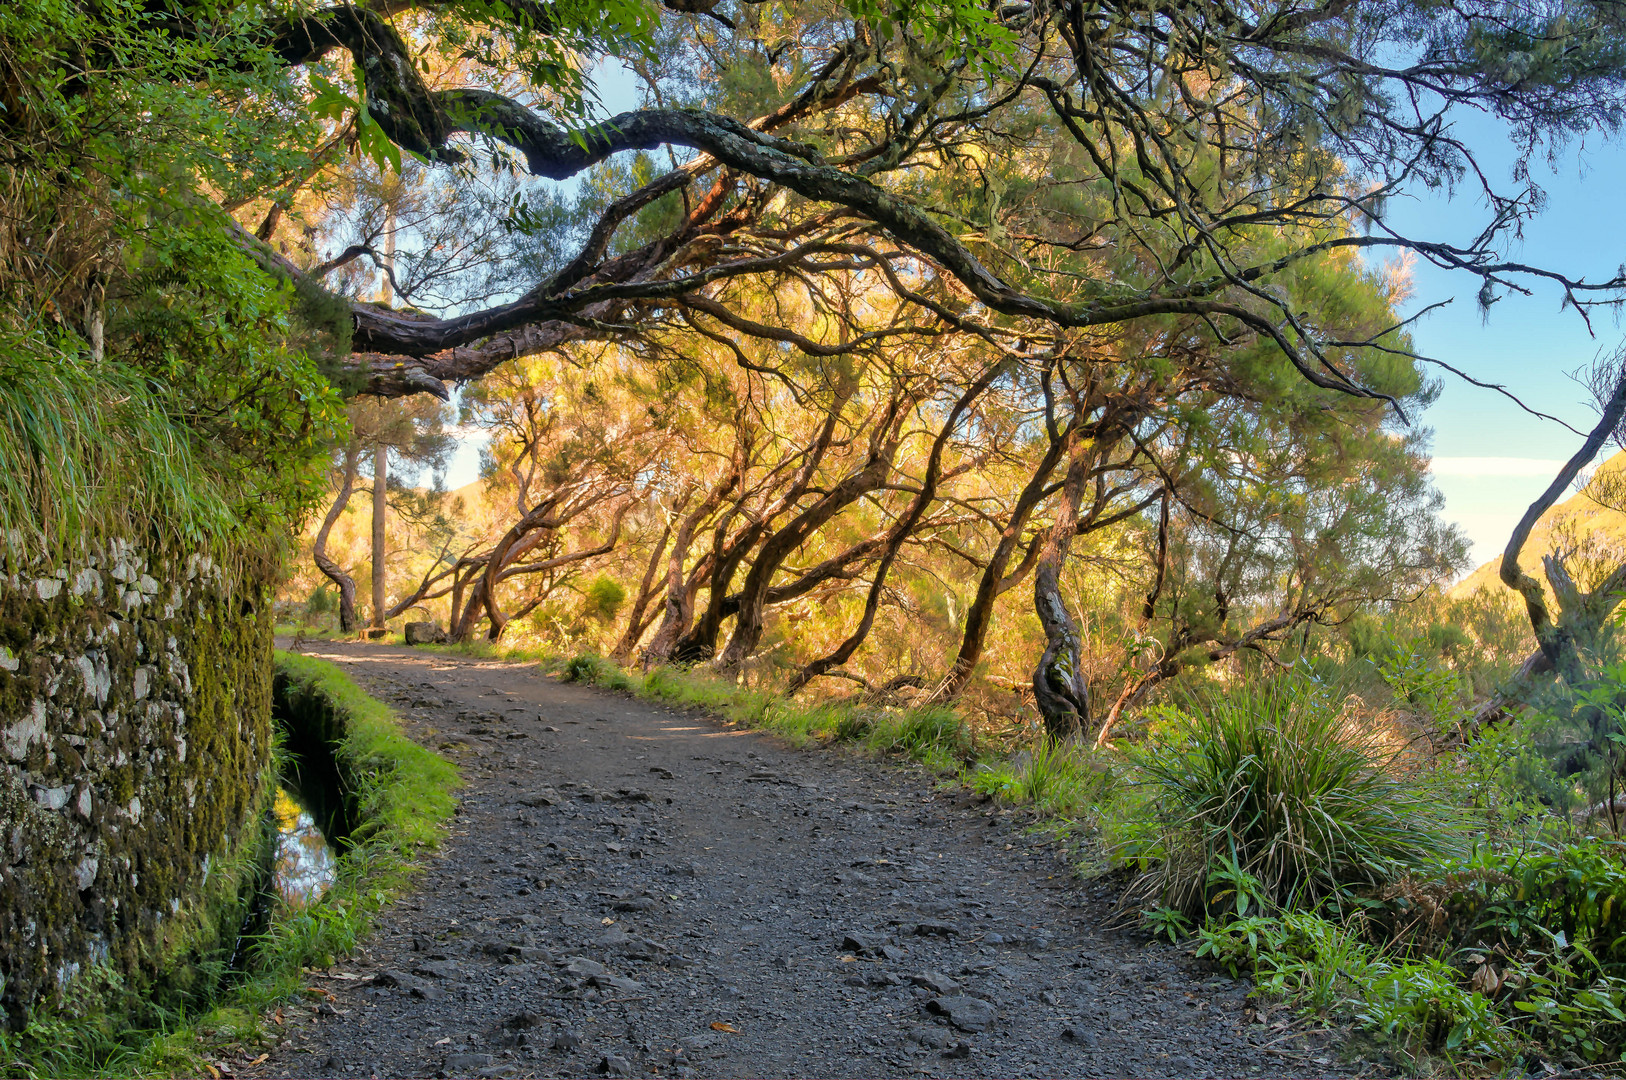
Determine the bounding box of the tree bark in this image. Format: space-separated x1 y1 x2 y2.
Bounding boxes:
940 426 1069 699
646 471 736 663
1500 370 1626 683
313 432 361 632
1031 437 1093 743
370 440 388 631
611 521 673 661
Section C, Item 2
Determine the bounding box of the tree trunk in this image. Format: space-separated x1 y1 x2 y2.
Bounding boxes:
612 521 672 661
370 440 388 632
486 506 627 640
715 406 908 669
313 432 361 632
672 536 750 662
646 474 735 663
476 496 564 641
449 560 488 642
940 431 1067 699
1500 369 1626 682
790 364 1001 694
1031 438 1092 743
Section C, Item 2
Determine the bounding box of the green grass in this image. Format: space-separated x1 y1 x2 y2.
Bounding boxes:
966 736 1114 819
0 325 240 562
0 654 459 1077
548 651 982 764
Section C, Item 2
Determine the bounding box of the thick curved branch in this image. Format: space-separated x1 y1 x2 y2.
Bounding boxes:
1500 366 1626 656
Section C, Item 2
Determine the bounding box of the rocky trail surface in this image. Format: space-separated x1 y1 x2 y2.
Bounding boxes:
251 642 1350 1079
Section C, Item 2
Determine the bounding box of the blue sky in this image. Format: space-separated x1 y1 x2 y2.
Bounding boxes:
1381 113 1626 568
443 71 1626 573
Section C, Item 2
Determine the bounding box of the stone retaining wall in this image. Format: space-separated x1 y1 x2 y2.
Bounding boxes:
0 537 273 1022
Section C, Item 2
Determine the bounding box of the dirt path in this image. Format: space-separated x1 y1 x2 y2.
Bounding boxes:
251 642 1347 1080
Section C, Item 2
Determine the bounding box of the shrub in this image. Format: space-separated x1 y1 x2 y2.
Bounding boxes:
1357 957 1517 1061
1466 838 1626 971
561 652 634 691
1125 676 1457 916
582 574 626 621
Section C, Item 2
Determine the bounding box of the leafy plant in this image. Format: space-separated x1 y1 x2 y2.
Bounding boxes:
1140 906 1193 944
1356 958 1517 1061
1377 647 1467 735
1194 914 1287 977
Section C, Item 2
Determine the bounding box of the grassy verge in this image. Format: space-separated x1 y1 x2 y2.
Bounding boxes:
409 643 1114 823
0 653 459 1078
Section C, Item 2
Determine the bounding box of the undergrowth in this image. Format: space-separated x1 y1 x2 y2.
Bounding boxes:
1120 676 1459 918
1123 649 1626 1076
0 654 459 1078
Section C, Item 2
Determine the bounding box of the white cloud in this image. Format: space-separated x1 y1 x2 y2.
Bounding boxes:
1429 456 1567 478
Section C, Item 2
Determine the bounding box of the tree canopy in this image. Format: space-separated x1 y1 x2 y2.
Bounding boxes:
7 0 1625 734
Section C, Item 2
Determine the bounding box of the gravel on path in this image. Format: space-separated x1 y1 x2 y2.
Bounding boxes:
248 642 1351 1080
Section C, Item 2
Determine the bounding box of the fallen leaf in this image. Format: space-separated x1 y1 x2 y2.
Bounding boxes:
709 1022 738 1033
434 1037 451 1046
246 1053 269 1066
601 917 615 926
272 1009 284 1027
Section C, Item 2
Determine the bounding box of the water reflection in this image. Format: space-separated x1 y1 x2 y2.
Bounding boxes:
271 787 336 907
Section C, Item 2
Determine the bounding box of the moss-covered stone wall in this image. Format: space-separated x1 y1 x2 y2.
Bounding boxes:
0 537 273 1022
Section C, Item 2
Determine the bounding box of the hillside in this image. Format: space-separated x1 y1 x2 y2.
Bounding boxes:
1452 449 1626 598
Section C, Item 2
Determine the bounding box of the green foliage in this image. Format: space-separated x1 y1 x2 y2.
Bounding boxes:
1124 675 1458 916
0 331 236 561
1377 646 1468 735
864 705 969 761
1463 839 1626 972
1356 958 1517 1061
561 652 635 692
1447 718 1568 830
0 0 346 558
1139 906 1193 944
1192 828 1626 1069
582 574 628 622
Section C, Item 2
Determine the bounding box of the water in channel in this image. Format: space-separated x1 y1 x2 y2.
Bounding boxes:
269 786 336 907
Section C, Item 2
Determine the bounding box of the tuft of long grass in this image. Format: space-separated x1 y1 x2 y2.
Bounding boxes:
0 328 239 563
1125 676 1459 917
967 737 1111 817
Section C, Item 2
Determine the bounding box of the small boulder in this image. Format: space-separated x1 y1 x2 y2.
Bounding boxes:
927 995 996 1032
405 621 449 645
909 971 961 995
441 1052 493 1074
599 1054 635 1077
